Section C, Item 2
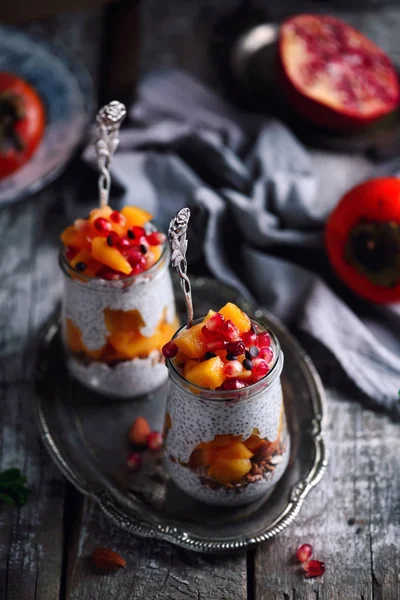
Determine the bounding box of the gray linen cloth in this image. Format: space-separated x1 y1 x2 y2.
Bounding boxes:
84 70 400 414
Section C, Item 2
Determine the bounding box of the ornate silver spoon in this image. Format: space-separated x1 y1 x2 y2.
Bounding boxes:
94 100 127 207
168 208 194 329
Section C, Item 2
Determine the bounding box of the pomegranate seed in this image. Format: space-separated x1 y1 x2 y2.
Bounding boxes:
252 358 270 378
204 313 225 332
220 320 240 342
297 544 313 563
201 325 219 342
162 341 178 358
106 231 120 247
110 210 126 225
242 331 257 347
146 232 166 246
96 267 121 280
94 217 112 235
256 332 271 348
304 559 325 578
126 452 142 471
206 339 227 351
220 378 246 390
124 246 143 263
226 340 245 356
224 360 242 378
259 347 274 363
130 259 147 275
117 237 131 250
133 226 146 239
65 246 79 261
147 431 163 451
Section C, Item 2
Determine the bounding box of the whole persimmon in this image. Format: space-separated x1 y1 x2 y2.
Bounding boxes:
325 177 400 303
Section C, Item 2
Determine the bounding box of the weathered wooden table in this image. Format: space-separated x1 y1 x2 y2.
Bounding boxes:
1 4 399 599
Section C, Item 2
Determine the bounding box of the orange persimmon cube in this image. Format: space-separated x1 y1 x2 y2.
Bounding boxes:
243 434 264 452
60 225 91 249
183 359 199 378
91 237 131 274
219 302 251 333
185 356 225 389
174 322 207 359
121 206 152 227
208 458 252 484
104 308 144 334
217 443 253 460
201 445 222 466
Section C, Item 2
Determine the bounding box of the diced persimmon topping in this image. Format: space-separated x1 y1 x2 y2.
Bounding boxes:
60 205 166 279
163 303 275 389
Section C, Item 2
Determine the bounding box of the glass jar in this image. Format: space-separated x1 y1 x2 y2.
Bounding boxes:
59 240 178 398
164 318 289 506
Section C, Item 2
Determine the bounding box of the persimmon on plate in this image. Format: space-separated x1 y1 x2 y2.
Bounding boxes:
325 177 400 303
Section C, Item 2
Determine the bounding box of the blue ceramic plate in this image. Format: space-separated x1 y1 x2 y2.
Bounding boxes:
0 27 94 205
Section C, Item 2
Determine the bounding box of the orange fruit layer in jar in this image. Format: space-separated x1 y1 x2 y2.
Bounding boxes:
61 205 177 363
162 303 284 487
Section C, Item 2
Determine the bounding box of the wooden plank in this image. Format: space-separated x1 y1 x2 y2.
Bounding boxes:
66 499 248 600
253 390 400 600
0 194 66 600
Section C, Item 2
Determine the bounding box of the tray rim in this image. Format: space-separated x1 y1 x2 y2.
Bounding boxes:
34 281 328 554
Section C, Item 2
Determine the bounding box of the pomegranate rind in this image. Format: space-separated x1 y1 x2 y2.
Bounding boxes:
278 14 400 129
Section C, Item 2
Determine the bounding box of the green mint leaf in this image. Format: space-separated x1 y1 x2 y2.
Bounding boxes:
0 492 16 506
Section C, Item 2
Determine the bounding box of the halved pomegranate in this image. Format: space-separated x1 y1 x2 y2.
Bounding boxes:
278 14 400 129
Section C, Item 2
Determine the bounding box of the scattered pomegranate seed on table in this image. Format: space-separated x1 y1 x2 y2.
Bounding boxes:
126 452 142 471
147 431 163 451
297 543 313 563
304 560 325 578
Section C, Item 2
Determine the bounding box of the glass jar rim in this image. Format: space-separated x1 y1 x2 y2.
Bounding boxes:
167 315 283 400
59 239 169 284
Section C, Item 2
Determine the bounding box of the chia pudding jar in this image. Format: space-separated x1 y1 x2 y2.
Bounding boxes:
164 318 289 506
59 241 178 398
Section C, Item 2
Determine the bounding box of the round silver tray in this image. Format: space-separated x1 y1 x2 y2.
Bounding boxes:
34 276 328 554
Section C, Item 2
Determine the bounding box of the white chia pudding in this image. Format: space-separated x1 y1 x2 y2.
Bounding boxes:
164 341 288 506
60 246 177 398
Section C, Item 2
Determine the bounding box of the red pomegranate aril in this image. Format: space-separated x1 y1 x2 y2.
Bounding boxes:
256 332 271 348
117 237 131 250
124 246 144 263
304 559 325 578
130 259 147 275
204 313 225 332
242 331 257 347
220 320 240 342
106 231 120 246
220 378 246 390
162 341 178 359
133 226 146 239
206 339 227 351
146 232 166 246
147 431 163 451
96 267 121 281
226 340 246 356
224 360 242 378
110 210 126 225
259 347 274 364
126 452 142 471
201 325 219 342
65 246 79 261
252 358 270 378
94 217 112 235
297 544 313 563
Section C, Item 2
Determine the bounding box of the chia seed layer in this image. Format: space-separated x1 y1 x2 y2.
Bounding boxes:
67 351 168 398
